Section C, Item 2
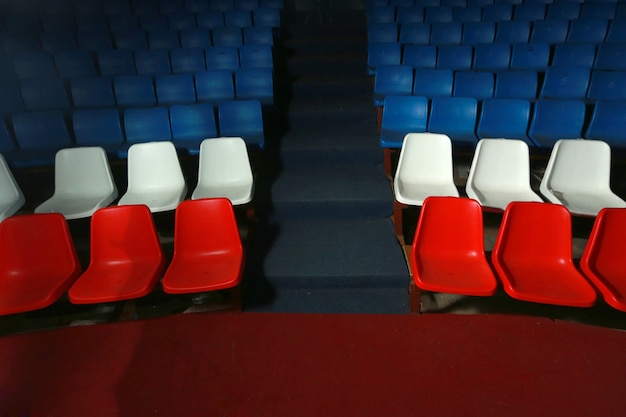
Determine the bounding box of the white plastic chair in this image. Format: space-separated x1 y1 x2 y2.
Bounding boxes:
466 138 543 211
191 137 254 205
35 147 118 220
394 133 459 206
0 154 25 222
539 139 626 216
118 141 187 213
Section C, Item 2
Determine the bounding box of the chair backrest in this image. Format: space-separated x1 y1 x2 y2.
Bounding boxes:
124 107 172 145
546 2 580 20
396 5 425 24
170 48 207 73
509 43 550 70
453 6 482 23
425 5 453 22
243 26 274 46
20 77 71 111
205 46 240 71
239 44 273 69
605 19 626 43
253 7 281 27
402 45 437 69
212 26 243 47
566 18 608 44
453 71 494 99
235 67 274 106
514 3 546 20
218 99 264 149
134 49 172 76
53 50 98 79
12 110 73 150
540 66 591 100
40 31 78 54
114 74 157 107
12 51 58 79
195 69 235 104
477 98 531 143
585 100 626 147
465 138 539 207
192 137 253 204
540 139 614 200
0 212 82 315
594 43 626 71
495 20 530 44
367 42 402 75
399 23 431 46
224 9 252 27
368 22 399 43
156 73 197 105
148 29 180 49
180 28 213 48
0 154 25 222
108 14 140 32
462 22 495 45
169 11 197 30
97 49 136 76
196 11 225 29
587 71 626 101
494 70 537 99
70 76 116 108
373 65 414 106
528 99 586 149
73 109 125 149
430 22 462 45
87 204 164 267
113 29 149 49
379 95 428 149
170 103 218 142
393 132 459 205
428 96 478 146
412 68 453 97
483 3 512 21
581 2 616 20
436 45 472 70
551 44 597 68
472 43 511 71
125 141 186 197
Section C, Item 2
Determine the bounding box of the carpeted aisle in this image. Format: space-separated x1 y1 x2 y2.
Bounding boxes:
1 312 625 416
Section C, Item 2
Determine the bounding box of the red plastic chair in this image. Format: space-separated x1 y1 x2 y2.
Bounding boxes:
0 213 82 316
68 205 166 304
492 202 597 307
580 208 626 312
162 198 244 309
409 197 498 297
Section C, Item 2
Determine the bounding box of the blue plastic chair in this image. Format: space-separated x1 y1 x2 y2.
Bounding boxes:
224 9 252 27
260 0 283 7
482 3 512 21
367 6 396 24
134 49 172 75
134 0 162 15
218 99 265 149
104 0 134 15
243 26 274 46
187 0 212 12
161 0 186 14
77 30 114 50
379 95 428 149
373 65 414 106
70 76 117 108
239 44 273 69
567 18 608 44
12 51 58 80
235 67 274 107
113 29 149 50
495 21 530 44
367 42 402 76
75 14 108 33
171 48 207 74
73 109 126 155
390 0 413 7
585 100 626 148
20 77 71 112
205 46 240 71
594 43 626 71
212 27 243 47
168 12 197 31
399 23 431 45
170 103 218 155
4 12 41 34
368 22 399 43
546 2 580 20
477 98 532 146
180 29 213 48
235 0 259 10
436 45 472 70
212 0 235 11
118 107 172 158
402 45 436 69
2 33 41 55
528 99 587 149
580 2 616 20
587 71 626 102
453 71 494 99
253 8 281 28
53 50 98 79
552 44 597 68
139 14 170 30
0 81 25 116
540 67 591 100
40 31 78 53
11 110 73 168
195 70 235 105
430 22 462 45
428 96 478 147
462 22 495 45
196 11 225 29
413 68 453 97
513 3 546 21
114 74 157 108
396 6 425 23
148 29 181 49
472 44 510 71
108 14 140 32
494 70 538 100
452 6 482 23
509 43 550 70
425 5 453 22
530 19 570 44
156 73 197 105
97 49 136 76
605 19 626 43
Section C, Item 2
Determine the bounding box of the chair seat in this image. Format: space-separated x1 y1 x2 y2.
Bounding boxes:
35 195 117 220
69 261 164 304
550 191 626 217
162 254 243 293
191 183 253 205
395 182 459 206
472 189 543 212
118 187 188 213
414 256 497 296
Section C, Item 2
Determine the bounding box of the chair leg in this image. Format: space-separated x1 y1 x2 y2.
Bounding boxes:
376 106 383 133
384 148 393 179
231 285 242 312
393 200 406 237
118 300 138 321
409 281 422 314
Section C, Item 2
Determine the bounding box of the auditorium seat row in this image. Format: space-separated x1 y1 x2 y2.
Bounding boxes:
0 198 245 316
409 196 626 313
368 41 626 74
367 2 625 23
0 99 265 168
369 18 626 45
